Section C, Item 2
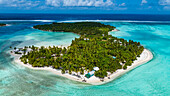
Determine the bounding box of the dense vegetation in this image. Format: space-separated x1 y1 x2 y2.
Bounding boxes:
0 23 6 26
18 22 144 78
33 22 115 36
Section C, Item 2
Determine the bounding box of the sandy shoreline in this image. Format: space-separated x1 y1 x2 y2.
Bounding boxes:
10 28 153 85
95 49 153 85
108 29 120 35
11 48 153 85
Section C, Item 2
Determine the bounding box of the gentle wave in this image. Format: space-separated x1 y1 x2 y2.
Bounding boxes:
0 20 170 23
61 20 170 23
0 20 56 22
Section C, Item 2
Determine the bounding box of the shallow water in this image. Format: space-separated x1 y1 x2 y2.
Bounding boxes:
0 21 169 96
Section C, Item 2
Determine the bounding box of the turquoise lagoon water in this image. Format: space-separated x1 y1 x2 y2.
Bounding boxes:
0 21 169 96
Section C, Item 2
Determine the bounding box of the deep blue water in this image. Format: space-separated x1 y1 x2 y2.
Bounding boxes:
0 14 170 21
0 14 169 96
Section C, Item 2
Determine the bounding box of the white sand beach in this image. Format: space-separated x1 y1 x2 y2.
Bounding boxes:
108 29 119 35
9 28 153 85
90 49 153 85
6 24 11 26
11 48 153 85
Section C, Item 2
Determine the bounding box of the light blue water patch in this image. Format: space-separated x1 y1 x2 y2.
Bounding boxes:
9 29 79 48
0 21 169 96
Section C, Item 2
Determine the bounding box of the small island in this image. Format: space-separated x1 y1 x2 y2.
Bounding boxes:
11 22 153 85
0 23 7 26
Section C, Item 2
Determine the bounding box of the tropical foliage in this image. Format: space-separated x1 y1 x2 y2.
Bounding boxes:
18 22 144 78
0 23 6 26
33 22 115 36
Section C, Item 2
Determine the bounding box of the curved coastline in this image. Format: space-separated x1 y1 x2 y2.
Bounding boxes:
11 48 153 85
9 24 153 85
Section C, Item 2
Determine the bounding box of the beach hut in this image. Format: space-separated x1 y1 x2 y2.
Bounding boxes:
85 74 91 78
113 56 116 59
51 54 56 57
27 48 33 52
84 38 89 40
89 70 95 75
93 67 99 71
85 67 100 78
14 49 20 52
85 71 95 78
60 54 63 56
